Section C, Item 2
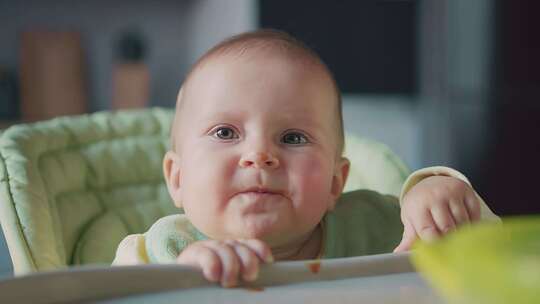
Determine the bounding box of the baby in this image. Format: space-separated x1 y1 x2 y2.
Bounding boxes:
113 30 499 287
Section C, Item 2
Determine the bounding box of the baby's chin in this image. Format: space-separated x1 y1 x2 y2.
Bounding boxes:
223 213 290 243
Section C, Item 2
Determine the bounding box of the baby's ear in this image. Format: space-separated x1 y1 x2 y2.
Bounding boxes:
163 151 183 208
328 157 350 210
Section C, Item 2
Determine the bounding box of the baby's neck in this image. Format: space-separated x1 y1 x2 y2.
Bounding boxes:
271 225 323 261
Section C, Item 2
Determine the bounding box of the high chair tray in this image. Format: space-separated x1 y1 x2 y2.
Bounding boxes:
0 252 442 304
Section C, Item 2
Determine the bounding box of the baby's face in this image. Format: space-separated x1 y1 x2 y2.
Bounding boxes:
167 54 348 248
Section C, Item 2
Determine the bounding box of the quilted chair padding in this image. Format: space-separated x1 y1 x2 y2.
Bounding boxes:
0 108 409 276
0 108 178 275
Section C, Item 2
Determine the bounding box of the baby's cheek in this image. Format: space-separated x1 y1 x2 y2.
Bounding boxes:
298 155 333 188
181 152 232 213
291 156 334 213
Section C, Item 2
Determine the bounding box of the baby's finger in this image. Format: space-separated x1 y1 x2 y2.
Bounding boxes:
177 245 221 283
448 199 471 225
393 220 417 252
431 203 457 234
236 239 274 263
226 241 260 282
413 209 440 242
204 242 240 287
464 193 481 221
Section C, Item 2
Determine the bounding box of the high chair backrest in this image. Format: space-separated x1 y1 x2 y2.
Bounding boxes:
0 108 409 276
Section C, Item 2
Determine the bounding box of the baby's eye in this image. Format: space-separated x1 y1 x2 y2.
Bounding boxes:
212 127 238 140
282 132 309 145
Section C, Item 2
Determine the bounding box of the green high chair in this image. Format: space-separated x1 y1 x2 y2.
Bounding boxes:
0 108 409 276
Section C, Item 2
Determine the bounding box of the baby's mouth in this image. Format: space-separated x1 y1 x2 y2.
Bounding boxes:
232 186 289 211
237 186 285 197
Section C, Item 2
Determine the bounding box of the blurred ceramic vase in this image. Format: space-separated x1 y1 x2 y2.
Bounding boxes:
111 30 150 109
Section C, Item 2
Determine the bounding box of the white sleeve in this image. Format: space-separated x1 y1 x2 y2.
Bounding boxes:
111 234 150 266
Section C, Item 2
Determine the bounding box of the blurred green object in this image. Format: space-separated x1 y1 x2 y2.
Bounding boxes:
412 216 540 304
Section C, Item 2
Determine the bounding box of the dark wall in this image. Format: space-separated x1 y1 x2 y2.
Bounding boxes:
259 0 417 95
480 0 540 215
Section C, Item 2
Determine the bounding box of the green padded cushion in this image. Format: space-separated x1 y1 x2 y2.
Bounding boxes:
342 136 409 197
0 108 409 274
0 108 178 272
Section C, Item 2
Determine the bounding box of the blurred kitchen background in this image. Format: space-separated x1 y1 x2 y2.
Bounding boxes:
0 0 539 276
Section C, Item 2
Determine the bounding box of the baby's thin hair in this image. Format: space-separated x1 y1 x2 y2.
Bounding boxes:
171 29 345 156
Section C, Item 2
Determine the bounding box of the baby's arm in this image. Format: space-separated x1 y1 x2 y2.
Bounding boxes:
394 166 500 252
399 166 499 220
177 239 274 287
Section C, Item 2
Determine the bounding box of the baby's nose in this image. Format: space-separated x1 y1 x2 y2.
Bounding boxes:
239 151 280 169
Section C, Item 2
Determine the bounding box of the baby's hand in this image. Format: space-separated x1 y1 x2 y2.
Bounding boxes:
394 176 481 252
176 239 273 287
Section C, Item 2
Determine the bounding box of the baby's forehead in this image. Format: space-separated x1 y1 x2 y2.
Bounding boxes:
180 47 340 118
185 49 335 97
183 55 336 114
202 47 324 74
